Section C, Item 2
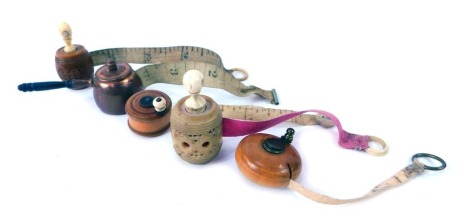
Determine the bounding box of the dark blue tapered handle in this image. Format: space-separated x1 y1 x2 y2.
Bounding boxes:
18 80 90 92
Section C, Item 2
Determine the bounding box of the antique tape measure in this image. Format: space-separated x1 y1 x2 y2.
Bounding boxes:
166 70 444 204
169 70 387 166
235 128 446 204
18 22 278 105
170 70 223 164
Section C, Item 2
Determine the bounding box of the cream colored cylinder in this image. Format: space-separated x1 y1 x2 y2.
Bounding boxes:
170 95 222 164
170 69 223 164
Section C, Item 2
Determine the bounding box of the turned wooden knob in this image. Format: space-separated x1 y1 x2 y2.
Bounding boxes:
55 22 94 81
235 128 302 187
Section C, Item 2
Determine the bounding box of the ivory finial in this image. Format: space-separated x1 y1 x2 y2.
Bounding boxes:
153 96 167 112
183 70 206 111
58 22 76 52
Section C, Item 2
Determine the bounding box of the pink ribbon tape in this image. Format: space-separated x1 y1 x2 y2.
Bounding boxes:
222 109 370 150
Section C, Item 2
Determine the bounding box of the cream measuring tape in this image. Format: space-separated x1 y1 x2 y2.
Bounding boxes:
286 153 446 204
90 47 277 104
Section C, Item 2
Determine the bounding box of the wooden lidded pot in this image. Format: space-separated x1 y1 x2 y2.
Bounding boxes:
55 22 94 81
235 128 302 187
93 59 143 115
125 90 172 136
55 44 94 81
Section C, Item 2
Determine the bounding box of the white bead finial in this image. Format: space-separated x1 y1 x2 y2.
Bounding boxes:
153 96 167 112
183 70 206 112
58 22 76 52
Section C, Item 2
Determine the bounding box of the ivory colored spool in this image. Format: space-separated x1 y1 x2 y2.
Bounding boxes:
125 90 172 136
235 133 302 187
55 44 94 81
170 95 222 164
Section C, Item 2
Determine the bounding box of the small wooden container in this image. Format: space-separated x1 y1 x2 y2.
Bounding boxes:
235 129 302 187
125 90 172 136
55 44 94 81
171 95 222 164
170 70 223 164
55 23 94 81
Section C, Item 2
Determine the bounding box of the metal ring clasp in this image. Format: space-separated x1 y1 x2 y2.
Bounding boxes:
412 153 447 171
364 136 388 156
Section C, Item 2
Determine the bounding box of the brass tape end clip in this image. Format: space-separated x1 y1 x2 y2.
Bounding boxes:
271 89 279 105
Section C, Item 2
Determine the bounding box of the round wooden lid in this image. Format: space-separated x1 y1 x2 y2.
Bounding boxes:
55 44 88 59
95 60 133 82
235 132 302 188
125 90 172 120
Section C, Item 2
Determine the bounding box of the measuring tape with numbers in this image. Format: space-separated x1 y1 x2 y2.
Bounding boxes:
287 153 446 204
90 47 278 104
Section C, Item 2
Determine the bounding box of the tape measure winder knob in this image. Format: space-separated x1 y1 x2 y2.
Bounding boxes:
235 128 302 187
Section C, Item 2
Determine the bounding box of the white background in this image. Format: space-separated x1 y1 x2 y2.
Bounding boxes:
1 0 469 218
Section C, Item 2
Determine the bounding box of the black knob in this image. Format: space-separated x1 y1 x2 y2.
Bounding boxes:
262 128 295 154
139 96 154 108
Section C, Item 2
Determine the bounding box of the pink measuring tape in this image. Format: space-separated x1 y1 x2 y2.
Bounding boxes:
222 108 387 156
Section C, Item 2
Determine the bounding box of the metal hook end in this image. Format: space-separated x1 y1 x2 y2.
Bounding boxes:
412 153 446 171
271 89 279 105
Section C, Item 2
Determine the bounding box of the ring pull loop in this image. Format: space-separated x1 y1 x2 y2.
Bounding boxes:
229 68 249 81
411 153 446 171
364 136 388 156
